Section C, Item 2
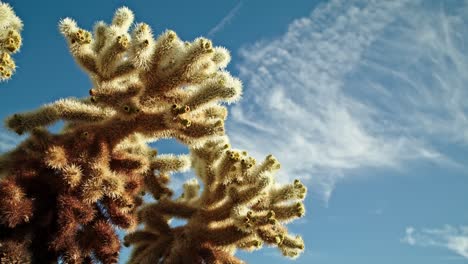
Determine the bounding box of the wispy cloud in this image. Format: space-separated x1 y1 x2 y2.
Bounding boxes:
0 128 22 153
351 1 468 148
402 225 468 259
207 1 243 37
227 0 468 202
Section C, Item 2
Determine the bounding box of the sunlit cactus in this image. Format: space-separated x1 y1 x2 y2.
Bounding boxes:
0 1 22 81
125 137 307 263
0 6 241 263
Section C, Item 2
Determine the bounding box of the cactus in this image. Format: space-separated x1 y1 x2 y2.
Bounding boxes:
0 5 307 264
0 1 22 81
125 137 307 263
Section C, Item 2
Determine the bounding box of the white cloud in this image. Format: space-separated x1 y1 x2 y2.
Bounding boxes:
402 225 468 259
351 1 468 146
403 227 417 246
227 0 468 202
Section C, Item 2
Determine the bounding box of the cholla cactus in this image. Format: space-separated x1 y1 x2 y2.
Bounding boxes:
0 7 241 263
125 137 307 263
0 1 22 81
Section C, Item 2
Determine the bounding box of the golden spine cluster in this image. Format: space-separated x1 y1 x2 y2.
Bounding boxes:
0 6 307 264
0 2 22 81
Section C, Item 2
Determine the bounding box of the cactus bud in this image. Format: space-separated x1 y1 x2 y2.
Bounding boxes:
180 119 191 127
267 210 275 218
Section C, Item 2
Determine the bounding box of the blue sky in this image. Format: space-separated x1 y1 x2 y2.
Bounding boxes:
1 0 468 263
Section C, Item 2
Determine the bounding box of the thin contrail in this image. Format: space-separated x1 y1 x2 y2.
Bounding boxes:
207 1 243 37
